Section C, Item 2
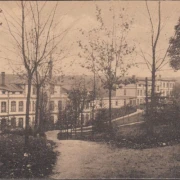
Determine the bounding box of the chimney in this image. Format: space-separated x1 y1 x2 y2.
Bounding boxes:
49 60 53 79
1 72 5 86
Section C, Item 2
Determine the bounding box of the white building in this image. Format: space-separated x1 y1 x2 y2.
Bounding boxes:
0 72 68 129
116 75 176 106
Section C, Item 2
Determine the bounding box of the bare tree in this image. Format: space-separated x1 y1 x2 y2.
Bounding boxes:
32 58 52 136
139 1 176 133
3 1 61 149
78 5 136 134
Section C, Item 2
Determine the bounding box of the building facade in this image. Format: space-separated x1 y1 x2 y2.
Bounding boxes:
116 75 176 106
0 73 176 129
0 72 67 130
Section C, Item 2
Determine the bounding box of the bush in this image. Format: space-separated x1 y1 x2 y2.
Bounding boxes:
93 109 109 133
2 127 25 136
0 134 57 178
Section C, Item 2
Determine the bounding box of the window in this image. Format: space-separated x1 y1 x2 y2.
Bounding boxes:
19 101 23 112
137 90 139 96
167 82 169 88
124 99 126 106
124 89 126 95
130 100 132 105
50 85 55 95
115 100 118 106
11 117 16 128
58 101 62 111
163 82 165 88
11 101 16 112
18 118 23 128
157 86 159 91
32 101 35 112
20 91 23 94
1 102 6 113
50 101 54 111
140 90 142 96
86 102 89 109
137 99 139 105
12 92 15 94
2 91 5 94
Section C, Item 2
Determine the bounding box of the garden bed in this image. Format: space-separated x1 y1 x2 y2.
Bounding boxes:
0 134 58 178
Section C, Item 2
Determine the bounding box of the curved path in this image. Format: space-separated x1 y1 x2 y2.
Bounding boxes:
46 130 180 179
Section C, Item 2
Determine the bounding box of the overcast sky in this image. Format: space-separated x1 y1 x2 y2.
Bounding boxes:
1 1 180 78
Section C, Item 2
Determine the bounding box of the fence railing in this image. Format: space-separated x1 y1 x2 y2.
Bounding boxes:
58 109 144 138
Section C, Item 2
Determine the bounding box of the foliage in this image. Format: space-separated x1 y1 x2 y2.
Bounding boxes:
93 106 137 133
2 127 26 136
78 5 136 127
168 18 180 70
95 106 137 122
0 134 57 178
93 109 109 133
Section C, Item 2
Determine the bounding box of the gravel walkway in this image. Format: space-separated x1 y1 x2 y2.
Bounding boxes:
46 130 180 179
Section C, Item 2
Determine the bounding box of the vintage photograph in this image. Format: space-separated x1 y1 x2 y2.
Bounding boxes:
0 0 180 179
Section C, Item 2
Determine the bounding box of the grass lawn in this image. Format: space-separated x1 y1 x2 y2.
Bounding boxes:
0 134 58 178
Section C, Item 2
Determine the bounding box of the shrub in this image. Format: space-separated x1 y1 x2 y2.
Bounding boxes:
2 127 34 136
0 134 57 178
2 127 25 136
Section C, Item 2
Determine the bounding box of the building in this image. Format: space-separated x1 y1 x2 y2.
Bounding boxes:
0 72 68 130
116 75 176 106
0 73 176 129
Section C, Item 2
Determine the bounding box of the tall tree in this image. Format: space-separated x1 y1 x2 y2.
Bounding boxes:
4 1 59 149
78 5 136 134
32 58 52 136
139 1 175 133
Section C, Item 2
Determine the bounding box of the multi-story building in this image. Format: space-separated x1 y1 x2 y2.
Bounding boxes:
0 72 176 129
116 75 176 106
0 72 68 129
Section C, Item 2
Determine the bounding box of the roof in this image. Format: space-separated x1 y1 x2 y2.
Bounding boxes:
0 84 23 92
0 74 24 92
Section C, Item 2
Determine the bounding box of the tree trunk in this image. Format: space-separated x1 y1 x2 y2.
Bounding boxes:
149 51 156 135
34 85 40 136
25 74 32 150
108 87 112 134
81 113 83 138
145 77 149 116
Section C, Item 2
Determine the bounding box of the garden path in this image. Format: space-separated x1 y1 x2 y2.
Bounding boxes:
46 130 180 179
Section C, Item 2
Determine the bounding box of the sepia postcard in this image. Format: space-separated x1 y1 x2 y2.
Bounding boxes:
0 0 179 179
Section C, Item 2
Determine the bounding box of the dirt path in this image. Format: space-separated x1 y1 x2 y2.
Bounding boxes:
46 130 180 179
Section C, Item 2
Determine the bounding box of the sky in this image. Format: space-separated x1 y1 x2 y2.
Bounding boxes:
0 1 180 78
